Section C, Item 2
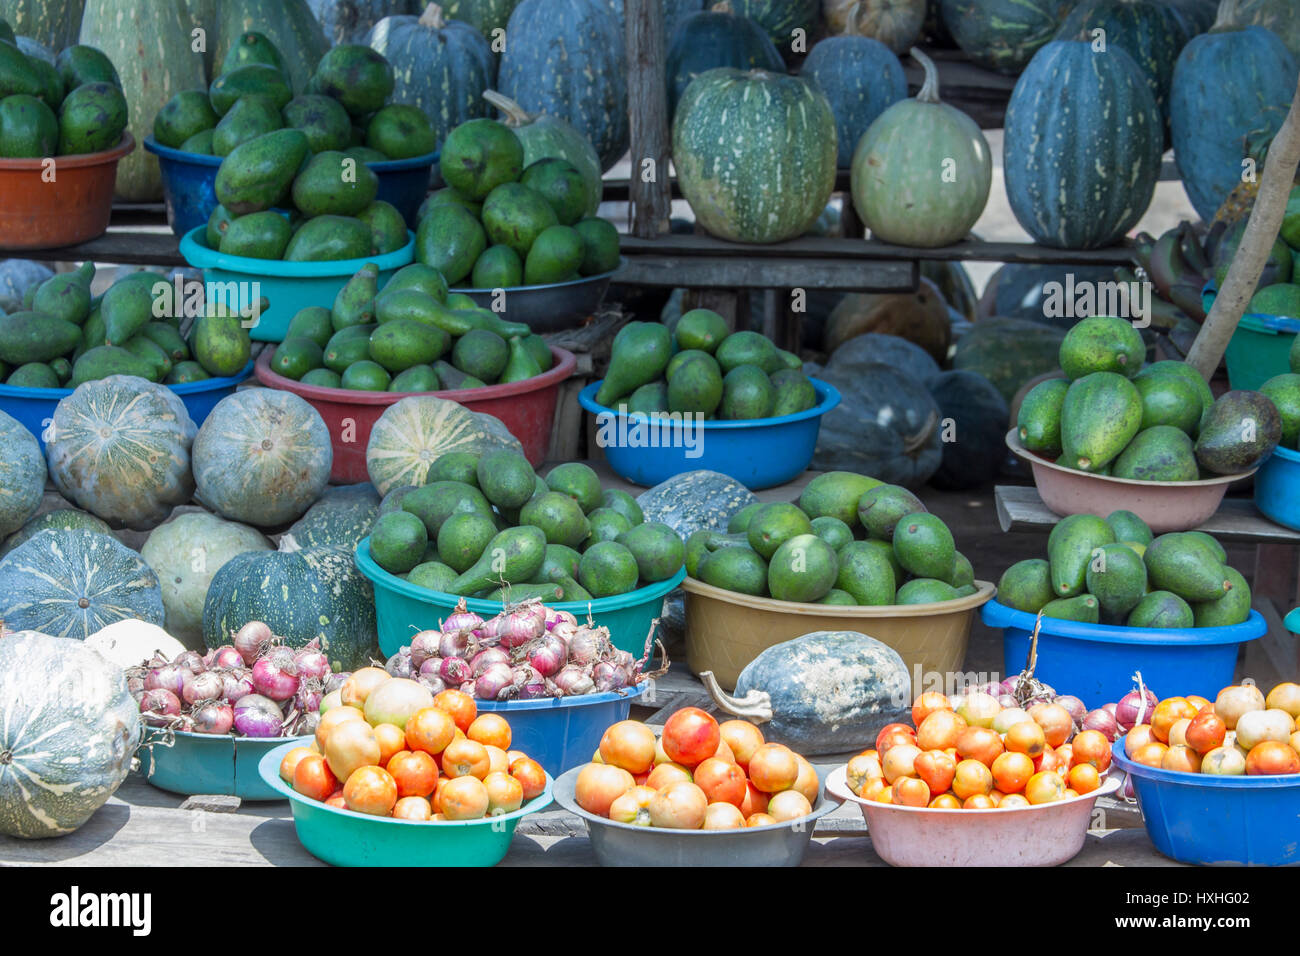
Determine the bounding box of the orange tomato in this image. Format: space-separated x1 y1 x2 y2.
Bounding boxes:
956 726 1005 766
279 746 315 784
467 713 512 751
738 781 769 817
432 688 477 733
372 723 407 767
912 691 953 727
792 755 820 804
573 764 634 817
1130 740 1169 768
1067 763 1100 794
963 794 996 809
767 788 814 821
484 745 510 776
405 706 456 757
693 757 747 807
929 793 961 809
859 777 891 802
991 751 1034 794
999 793 1031 809
314 705 365 752
875 722 918 756
881 743 922 784
1024 770 1066 805
891 776 931 808
914 750 956 795
646 762 693 789
1003 720 1046 758
1125 724 1155 756
598 719 656 773
846 752 884 793
509 757 547 800
987 790 1004 806
324 788 348 810
1032 746 1063 775
661 707 721 767
324 719 380 783
703 802 747 830
387 749 438 798
748 743 800 793
718 720 764 768
441 737 490 780
713 737 736 764
746 812 778 827
439 775 490 820
1246 740 1300 775
343 765 398 816
1028 703 1073 747
293 754 338 802
1069 730 1112 772
1151 697 1198 743
1185 695 1213 713
1185 709 1227 755
393 796 432 820
1161 745 1202 774
609 786 656 826
951 759 993 800
483 771 524 815
916 710 966 751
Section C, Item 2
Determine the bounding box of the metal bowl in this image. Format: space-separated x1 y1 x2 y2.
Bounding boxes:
453 259 624 333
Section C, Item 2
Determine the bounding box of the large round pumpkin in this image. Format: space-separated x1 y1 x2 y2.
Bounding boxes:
46 375 196 531
483 90 604 216
0 529 165 639
0 409 44 538
1 508 111 558
802 35 906 169
823 0 926 54
0 630 142 838
1004 39 1162 249
939 0 1072 73
1225 0 1300 58
728 0 820 50
366 396 523 494
192 389 333 528
665 3 785 115
140 511 272 649
367 4 496 148
673 67 837 244
441 0 522 35
850 48 990 247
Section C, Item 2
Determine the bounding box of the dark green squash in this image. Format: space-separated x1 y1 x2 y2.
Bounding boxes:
1004 39 1162 249
926 369 1010 490
666 3 785 115
441 0 522 35
284 482 381 549
939 0 1072 73
212 0 330 94
310 0 417 44
802 35 906 168
728 0 820 51
951 316 1067 404
0 408 44 539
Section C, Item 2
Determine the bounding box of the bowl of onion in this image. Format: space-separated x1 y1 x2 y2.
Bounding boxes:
131 622 328 801
380 598 656 776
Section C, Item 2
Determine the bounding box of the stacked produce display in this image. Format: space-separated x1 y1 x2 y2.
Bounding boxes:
0 36 126 158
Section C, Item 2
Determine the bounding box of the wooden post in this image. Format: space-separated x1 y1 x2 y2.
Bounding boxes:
1186 75 1300 380
625 0 671 239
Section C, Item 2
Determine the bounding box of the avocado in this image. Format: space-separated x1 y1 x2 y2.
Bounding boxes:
453 328 509 382
285 306 335 349
206 204 237 248
715 330 782 375
897 579 962 604
698 545 768 596
769 368 818 417
269 337 322 380
219 209 293 259
166 361 211 385
574 216 621 275
69 345 155 385
996 558 1054 613
1144 533 1232 602
545 462 603 513
595 322 672 408
416 203 487 285
57 81 127 154
798 471 882 528
99 279 156 346
368 319 450 373
191 315 252 377
6 362 58 387
615 521 684 582
1085 542 1148 616
1136 360 1214 430
382 263 450 301
180 129 215 154
141 322 190 363
727 502 764 535
857 484 926 540
1058 315 1144 380
585 507 633 548
366 103 436 159
1192 566 1252 627
721 364 775 419
577 540 640 597
835 540 896 605
1127 590 1194 629
1259 373 1300 449
674 309 729 353
30 264 93 326
340 359 390 391
439 117 523 200
746 502 813 560
476 448 536 510
667 353 723 414
407 560 459 593
212 93 283 156
520 491 590 548
810 515 853 552
332 262 379 331
281 93 352 152
214 128 310 215
1112 425 1200 482
284 215 374 261
220 31 288 78
767 533 837 603
209 64 291 116
310 44 395 116
292 150 380 218
500 336 543 383
55 45 120 92
1040 594 1100 622
1194 390 1283 474
435 512 498 574
524 224 585 285
1105 509 1153 547
471 244 524 289
0 93 57 157
520 157 588 226
1059 371 1143 472
600 488 644 527
1046 513 1115 597
1133 371 1201 434
0 41 42 99
1249 283 1300 319
388 364 439 392
893 512 956 582
370 511 429 574
402 480 493 538
482 182 559 259
357 200 409 256
301 367 343 388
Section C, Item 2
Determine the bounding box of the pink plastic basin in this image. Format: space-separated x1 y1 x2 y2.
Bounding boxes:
254 345 575 483
826 766 1119 867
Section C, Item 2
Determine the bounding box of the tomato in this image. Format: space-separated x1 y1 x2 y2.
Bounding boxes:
509 757 547 800
293 754 338 802
765 789 812 820
861 778 891 802
963 793 996 809
1201 746 1246 775
952 759 992 800
1266 683 1300 719
279 746 315 784
1161 745 1202 774
991 751 1034 794
693 757 747 807
467 713 512 751
315 705 366 752
912 691 952 727
846 752 883 793
506 749 528 765
1031 746 1061 774
646 762 693 789
1215 684 1266 730
598 719 657 774
998 793 1031 809
324 788 348 810
739 781 769 817
1067 763 1100 794
372 723 407 767
746 812 778 827
702 802 746 830
1003 720 1046 758
386 749 438 798
483 771 524 815
1185 695 1212 713
928 793 961 809
987 790 1004 806
1124 724 1154 756
714 737 736 764
914 750 956 795
343 765 398 816
876 723 919 756
792 755 820 804
484 745 510 776
1027 703 1072 747
662 708 721 767
956 726 1005 767
432 688 478 733
575 763 635 816
955 692 1001 729
441 738 490 780
324 719 380 783
393 796 432 821
891 776 931 808
609 785 656 825
404 706 456 757
1130 740 1168 768
1167 718 1192 748
1024 770 1066 804
748 743 800 793
1069 730 1112 772
440 775 490 820
916 709 967 751
340 667 390 707
718 720 764 768
1246 741 1300 775
649 781 709 829
1151 697 1199 743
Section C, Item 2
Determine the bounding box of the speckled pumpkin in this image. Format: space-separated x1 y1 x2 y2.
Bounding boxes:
0 409 45 538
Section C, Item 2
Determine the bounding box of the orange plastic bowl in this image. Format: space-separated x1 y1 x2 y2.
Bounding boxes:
0 133 135 250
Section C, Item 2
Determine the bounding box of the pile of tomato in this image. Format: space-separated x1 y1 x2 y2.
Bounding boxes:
278 666 547 821
1122 682 1300 776
574 707 819 829
848 690 1111 809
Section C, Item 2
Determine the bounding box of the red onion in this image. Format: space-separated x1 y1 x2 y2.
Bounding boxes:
295 685 322 713
211 645 244 669
220 669 255 704
475 661 515 700
568 628 604 665
386 654 414 678
409 630 440 668
252 657 299 702
419 657 443 677
441 656 471 685
498 604 546 649
233 620 274 665
1083 707 1120 740
997 693 1019 709
975 681 1002 697
202 649 216 668
140 688 181 726
544 607 578 630
593 661 627 692
442 607 483 633
1103 702 1118 718
294 647 330 681
325 671 350 693
459 680 477 695
174 650 206 673
417 674 447 695
551 664 595 696
1115 687 1159 732
233 694 285 738
1054 694 1087 725
294 711 320 736
1000 677 1020 695
471 646 510 676
550 620 578 646
191 701 234 735
512 663 542 689
144 663 190 698
518 682 551 700
526 633 567 678
182 670 225 706
438 628 470 660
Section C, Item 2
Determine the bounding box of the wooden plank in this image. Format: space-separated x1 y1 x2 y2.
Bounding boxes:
624 0 671 239
15 229 184 267
995 484 1300 543
616 253 917 291
1240 598 1297 689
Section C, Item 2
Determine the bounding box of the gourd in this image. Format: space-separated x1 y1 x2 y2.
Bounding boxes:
482 90 603 216
203 538 379 671
823 0 926 53
79 0 206 201
926 369 1010 490
0 530 165 639
368 4 497 148
665 3 785 115
45 376 197 531
802 35 906 168
939 0 1072 73
212 0 331 94
1 508 112 558
0 630 142 838
951 316 1067 403
1224 0 1300 58
497 0 630 170
192 389 333 528
728 0 819 51
699 631 911 750
673 67 837 243
824 278 952 362
1004 39 1162 248
140 511 272 649
441 0 522 36
0 409 44 538
636 469 758 536
850 47 990 247
0 0 86 49
283 482 381 549
310 0 417 44
366 396 523 495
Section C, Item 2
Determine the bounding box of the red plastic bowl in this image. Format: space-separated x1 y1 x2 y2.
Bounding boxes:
254 345 575 483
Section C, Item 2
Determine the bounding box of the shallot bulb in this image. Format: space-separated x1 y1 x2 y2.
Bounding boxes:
1083 707 1119 741
498 604 546 650
551 664 595 697
418 657 444 678
294 711 320 737
441 656 471 685
567 628 604 666
526 633 567 678
252 657 299 702
182 670 225 706
144 663 191 698
210 645 244 670
140 688 182 726
220 669 255 704
325 672 350 694
294 646 330 681
475 661 515 700
512 664 542 689
191 701 234 735
544 607 578 630
417 674 447 695
517 683 551 700
592 661 627 692
442 606 483 634
409 630 440 668
295 684 322 714
470 646 509 677
233 620 273 665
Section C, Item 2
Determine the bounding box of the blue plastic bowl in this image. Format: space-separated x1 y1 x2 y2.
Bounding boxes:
982 599 1266 709
353 536 684 659
145 137 439 235
577 378 841 490
478 683 649 777
179 226 414 342
1112 741 1300 865
139 731 309 801
1255 444 1300 531
0 360 253 449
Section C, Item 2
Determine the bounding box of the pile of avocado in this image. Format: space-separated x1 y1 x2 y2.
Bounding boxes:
0 266 253 388
1017 315 1285 479
1214 182 1300 321
593 312 819 419
270 261 554 392
167 42 436 263
416 117 620 288
1259 342 1300 452
997 510 1251 628
0 21 126 158
687 472 977 605
367 457 686 601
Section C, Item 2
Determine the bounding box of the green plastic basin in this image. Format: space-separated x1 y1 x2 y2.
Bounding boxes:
140 731 309 801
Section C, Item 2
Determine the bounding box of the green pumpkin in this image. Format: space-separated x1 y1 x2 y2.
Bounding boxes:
211 0 329 94
1 507 112 558
939 0 1072 74
850 49 990 247
673 67 837 244
0 409 45 538
283 482 381 549
483 90 604 216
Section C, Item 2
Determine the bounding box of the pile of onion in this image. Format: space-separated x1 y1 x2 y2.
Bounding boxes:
384 598 657 701
127 621 332 738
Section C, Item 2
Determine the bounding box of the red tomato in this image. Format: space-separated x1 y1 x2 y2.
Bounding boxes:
598 720 657 774
914 750 956 796
662 708 721 767
293 754 338 802
343 766 398 816
432 689 477 733
509 757 548 800
387 749 438 798
405 706 456 757
693 757 747 807
467 713 512 751
441 738 490 780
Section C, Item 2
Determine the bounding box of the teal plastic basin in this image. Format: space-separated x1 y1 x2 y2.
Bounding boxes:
178 226 414 342
353 536 685 658
256 741 553 866
1202 282 1300 390
140 731 309 801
